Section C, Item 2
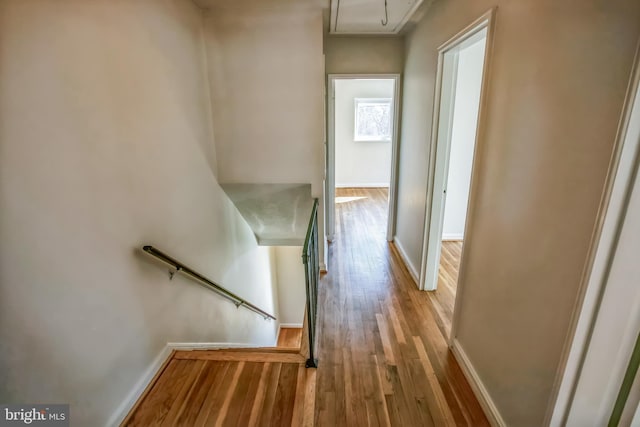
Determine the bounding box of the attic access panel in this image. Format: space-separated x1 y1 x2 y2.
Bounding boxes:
329 0 423 34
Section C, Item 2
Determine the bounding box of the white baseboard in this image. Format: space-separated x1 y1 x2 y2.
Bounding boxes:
392 237 419 285
442 233 464 241
335 183 390 188
451 339 506 427
106 341 264 426
279 323 303 328
106 345 173 427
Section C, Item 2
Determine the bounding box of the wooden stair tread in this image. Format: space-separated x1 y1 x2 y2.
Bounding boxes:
277 327 303 348
174 349 306 363
123 351 316 427
209 346 302 353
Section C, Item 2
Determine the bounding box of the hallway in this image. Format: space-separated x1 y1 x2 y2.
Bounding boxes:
315 188 487 426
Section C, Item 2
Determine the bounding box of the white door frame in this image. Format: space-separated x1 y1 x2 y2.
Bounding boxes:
326 74 402 242
547 40 640 427
418 9 496 293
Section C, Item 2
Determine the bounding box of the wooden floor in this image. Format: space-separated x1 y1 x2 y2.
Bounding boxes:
123 187 486 427
315 187 488 426
429 240 463 339
123 349 315 427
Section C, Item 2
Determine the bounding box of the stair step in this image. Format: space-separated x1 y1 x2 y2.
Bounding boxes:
277 327 303 348
214 346 301 353
123 352 316 426
174 349 306 363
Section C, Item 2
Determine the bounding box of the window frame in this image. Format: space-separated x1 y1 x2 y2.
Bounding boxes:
353 97 393 142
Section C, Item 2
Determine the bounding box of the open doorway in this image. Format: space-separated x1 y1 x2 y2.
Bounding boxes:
326 75 401 241
418 12 493 310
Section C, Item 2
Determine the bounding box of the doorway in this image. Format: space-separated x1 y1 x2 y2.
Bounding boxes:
419 15 492 297
326 75 401 241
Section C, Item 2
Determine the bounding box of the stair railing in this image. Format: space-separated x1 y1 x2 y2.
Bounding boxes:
302 198 320 368
141 245 276 320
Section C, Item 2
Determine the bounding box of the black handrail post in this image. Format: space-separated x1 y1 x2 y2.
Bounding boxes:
302 198 320 368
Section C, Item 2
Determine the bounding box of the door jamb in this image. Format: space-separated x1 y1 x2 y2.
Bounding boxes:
413 8 496 346
417 8 496 308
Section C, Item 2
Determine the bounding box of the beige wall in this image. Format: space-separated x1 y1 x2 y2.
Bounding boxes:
562 76 640 426
325 36 405 74
203 3 326 267
0 1 282 425
397 1 640 425
274 246 307 325
204 5 324 187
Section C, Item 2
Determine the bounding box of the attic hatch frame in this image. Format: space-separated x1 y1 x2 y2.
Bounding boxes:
329 0 424 35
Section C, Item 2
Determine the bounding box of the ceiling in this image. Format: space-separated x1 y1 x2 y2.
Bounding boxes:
193 0 427 35
329 0 423 34
194 0 328 11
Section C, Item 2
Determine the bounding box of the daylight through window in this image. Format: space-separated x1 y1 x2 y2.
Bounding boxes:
354 98 392 142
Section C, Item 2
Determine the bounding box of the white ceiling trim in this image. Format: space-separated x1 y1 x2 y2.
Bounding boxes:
329 0 423 35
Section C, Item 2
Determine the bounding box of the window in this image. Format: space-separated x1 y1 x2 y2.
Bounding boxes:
354 98 392 142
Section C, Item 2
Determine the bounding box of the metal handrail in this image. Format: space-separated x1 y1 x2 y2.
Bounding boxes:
302 198 319 368
142 245 276 320
302 199 319 261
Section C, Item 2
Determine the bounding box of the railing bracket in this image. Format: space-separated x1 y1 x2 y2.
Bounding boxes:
168 266 182 280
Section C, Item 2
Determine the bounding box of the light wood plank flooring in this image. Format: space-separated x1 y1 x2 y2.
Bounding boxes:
123 349 315 427
428 240 463 340
315 187 487 426
123 188 484 427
